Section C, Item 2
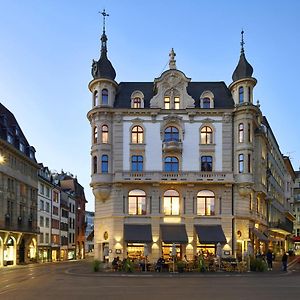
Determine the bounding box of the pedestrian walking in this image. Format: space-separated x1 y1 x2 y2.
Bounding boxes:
281 252 288 271
266 250 273 271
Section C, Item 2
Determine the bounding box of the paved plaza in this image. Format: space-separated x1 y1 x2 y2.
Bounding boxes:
0 258 300 300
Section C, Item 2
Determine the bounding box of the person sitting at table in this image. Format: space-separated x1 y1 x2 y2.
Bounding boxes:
155 256 165 272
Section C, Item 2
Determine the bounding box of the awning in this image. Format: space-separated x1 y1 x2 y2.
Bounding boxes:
124 224 152 243
195 224 227 244
160 224 188 244
251 228 269 242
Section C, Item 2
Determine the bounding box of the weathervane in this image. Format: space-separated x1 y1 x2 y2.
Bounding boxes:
241 30 245 54
100 9 109 33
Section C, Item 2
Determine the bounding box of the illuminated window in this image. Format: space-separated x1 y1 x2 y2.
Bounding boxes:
200 126 213 144
197 190 215 216
164 156 179 172
164 126 179 142
101 155 108 173
163 190 179 215
131 155 143 172
239 86 244 103
53 191 59 203
93 90 98 106
238 154 244 173
101 125 108 143
238 123 244 143
164 97 170 109
102 89 108 105
93 126 98 144
133 97 141 108
201 156 212 171
203 97 210 109
93 156 97 174
174 97 180 109
131 126 144 144
128 190 146 215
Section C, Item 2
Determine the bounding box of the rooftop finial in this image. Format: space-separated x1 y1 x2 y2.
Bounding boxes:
100 9 109 34
169 48 176 69
241 30 245 54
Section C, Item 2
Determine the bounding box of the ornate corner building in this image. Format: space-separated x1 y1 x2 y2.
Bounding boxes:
87 22 294 262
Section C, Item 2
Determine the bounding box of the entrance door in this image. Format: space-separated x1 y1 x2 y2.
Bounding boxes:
19 239 25 263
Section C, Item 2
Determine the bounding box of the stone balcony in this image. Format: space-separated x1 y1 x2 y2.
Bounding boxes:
114 171 234 184
162 140 183 153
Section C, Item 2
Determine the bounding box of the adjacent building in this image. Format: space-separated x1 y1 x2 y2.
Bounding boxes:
88 21 296 263
293 171 300 254
0 103 39 267
85 211 94 253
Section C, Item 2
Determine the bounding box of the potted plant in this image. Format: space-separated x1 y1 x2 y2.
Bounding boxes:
176 260 186 273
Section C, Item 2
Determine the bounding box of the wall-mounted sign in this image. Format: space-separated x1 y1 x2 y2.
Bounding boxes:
223 251 230 256
115 249 122 254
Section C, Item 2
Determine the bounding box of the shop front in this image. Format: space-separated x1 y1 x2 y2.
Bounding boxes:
160 224 188 261
38 247 51 262
194 224 227 258
3 236 16 266
251 228 269 255
124 224 152 260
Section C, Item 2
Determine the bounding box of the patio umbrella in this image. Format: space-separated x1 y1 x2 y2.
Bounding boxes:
216 242 222 258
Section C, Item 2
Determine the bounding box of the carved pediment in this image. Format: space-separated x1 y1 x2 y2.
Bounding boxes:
150 69 195 109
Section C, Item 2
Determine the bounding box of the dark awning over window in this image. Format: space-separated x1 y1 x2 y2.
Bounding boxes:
251 228 269 242
124 224 152 243
160 224 188 244
195 224 227 244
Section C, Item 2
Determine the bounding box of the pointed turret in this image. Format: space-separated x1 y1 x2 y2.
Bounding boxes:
232 30 254 82
91 9 116 81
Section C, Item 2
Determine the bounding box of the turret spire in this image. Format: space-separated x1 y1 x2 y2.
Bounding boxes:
91 9 116 81
232 30 254 82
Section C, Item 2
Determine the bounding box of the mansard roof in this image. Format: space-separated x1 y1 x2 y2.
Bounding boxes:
0 102 36 161
114 81 234 109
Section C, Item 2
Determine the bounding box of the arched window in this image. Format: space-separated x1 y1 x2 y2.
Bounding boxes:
201 156 213 171
93 91 98 106
93 126 98 144
128 189 146 215
174 97 180 110
163 190 179 215
101 155 108 173
239 86 244 103
101 125 109 143
238 123 244 143
200 126 213 144
102 89 108 105
164 156 179 172
133 97 141 108
197 190 215 216
203 97 211 109
131 126 144 144
164 126 179 142
238 154 244 173
93 156 97 174
131 155 143 172
164 97 170 109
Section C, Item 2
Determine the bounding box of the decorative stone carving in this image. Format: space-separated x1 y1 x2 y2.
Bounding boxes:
238 185 252 197
223 113 232 123
93 186 111 202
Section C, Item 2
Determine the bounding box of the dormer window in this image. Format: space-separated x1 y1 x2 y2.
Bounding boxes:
164 97 170 109
174 97 180 110
239 86 244 103
203 98 210 109
133 97 141 108
131 91 144 108
20 143 25 153
102 89 108 105
200 91 214 109
7 134 13 144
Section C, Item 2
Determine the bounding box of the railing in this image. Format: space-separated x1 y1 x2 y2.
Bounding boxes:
269 219 293 234
115 171 234 183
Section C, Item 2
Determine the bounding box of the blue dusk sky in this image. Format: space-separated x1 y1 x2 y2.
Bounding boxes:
0 0 299 211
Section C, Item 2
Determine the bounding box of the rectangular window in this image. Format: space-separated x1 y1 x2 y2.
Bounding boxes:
174 97 180 110
45 233 49 244
40 216 44 227
201 156 213 171
53 191 59 203
128 196 146 215
164 97 170 109
40 200 44 211
197 197 215 216
248 123 251 142
46 187 50 197
20 183 26 197
163 196 179 215
53 206 59 216
45 217 50 228
131 155 143 172
40 233 44 244
46 202 50 213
